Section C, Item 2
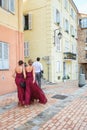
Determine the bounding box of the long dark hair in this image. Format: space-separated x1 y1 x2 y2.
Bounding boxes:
18 60 24 65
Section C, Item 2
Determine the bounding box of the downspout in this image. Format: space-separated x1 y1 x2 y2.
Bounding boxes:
18 0 20 60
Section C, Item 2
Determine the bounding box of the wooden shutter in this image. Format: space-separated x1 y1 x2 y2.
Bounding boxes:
23 16 25 30
2 0 8 10
56 9 60 24
28 14 32 30
3 43 9 69
0 42 9 70
24 42 29 57
0 42 3 69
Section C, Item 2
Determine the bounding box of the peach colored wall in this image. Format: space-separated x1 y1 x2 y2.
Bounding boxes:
0 25 24 95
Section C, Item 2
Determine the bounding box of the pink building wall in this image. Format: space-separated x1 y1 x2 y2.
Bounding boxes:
0 25 24 95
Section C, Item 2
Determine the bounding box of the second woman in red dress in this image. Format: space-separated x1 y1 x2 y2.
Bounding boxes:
24 59 47 107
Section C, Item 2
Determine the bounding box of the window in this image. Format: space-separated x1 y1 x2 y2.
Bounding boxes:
79 18 87 28
70 25 75 37
70 8 75 20
72 43 76 54
75 29 77 38
65 41 70 52
24 41 29 57
54 8 60 25
71 8 73 17
0 0 15 13
55 35 61 51
54 30 61 52
0 42 9 70
24 14 32 30
64 0 68 10
64 19 69 33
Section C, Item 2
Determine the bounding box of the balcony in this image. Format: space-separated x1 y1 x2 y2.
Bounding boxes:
63 52 76 60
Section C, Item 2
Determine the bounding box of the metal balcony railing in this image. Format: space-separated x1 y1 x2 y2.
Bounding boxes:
63 52 76 60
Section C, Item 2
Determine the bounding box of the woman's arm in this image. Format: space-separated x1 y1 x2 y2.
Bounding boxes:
23 65 26 79
32 67 35 83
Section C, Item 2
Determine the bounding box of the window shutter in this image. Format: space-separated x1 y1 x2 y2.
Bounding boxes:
24 42 29 57
55 36 60 51
56 9 60 24
9 0 15 13
2 0 8 10
3 43 9 69
0 42 3 69
23 16 25 30
28 14 32 30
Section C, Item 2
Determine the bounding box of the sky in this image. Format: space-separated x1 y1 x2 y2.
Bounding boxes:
73 0 87 14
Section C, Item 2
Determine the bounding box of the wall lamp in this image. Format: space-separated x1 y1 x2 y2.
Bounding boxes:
54 28 62 44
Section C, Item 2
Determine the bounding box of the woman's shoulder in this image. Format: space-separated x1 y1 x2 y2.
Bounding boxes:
26 65 33 72
15 66 22 73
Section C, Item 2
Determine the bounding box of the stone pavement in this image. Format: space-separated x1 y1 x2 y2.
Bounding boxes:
0 80 87 130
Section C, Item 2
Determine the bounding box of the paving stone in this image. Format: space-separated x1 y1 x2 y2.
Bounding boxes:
1 80 87 130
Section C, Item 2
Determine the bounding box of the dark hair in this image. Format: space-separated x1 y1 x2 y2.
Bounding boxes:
24 62 27 67
37 57 40 61
18 60 24 65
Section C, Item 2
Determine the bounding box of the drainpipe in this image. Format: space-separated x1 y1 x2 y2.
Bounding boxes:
18 0 20 60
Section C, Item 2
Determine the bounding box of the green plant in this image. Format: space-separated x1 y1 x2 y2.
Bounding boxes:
62 75 70 80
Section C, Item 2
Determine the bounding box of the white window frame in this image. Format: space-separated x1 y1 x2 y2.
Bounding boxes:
24 41 29 57
0 42 9 70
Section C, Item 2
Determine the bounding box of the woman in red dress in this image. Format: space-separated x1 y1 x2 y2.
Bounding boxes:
12 60 26 106
24 59 47 107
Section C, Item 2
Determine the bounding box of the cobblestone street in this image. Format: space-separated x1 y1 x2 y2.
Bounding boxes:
0 80 87 130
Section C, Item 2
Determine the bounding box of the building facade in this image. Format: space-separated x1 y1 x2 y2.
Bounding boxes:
78 13 87 79
23 0 78 83
0 0 24 95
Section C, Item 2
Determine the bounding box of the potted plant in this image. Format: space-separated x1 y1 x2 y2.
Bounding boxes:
62 76 67 82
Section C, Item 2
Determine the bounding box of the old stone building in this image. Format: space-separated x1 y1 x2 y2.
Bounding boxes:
78 13 87 79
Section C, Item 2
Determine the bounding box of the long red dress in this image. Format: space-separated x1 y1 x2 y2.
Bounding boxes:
15 72 25 105
25 71 47 105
